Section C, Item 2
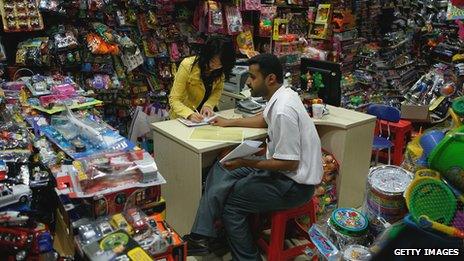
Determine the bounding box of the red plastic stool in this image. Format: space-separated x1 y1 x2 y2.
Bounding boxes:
253 198 317 261
375 119 412 165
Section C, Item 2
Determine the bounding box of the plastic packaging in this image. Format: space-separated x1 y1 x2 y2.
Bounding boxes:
39 109 133 159
314 150 339 217
72 150 158 195
207 1 224 34
308 224 340 260
225 5 243 35
259 5 277 37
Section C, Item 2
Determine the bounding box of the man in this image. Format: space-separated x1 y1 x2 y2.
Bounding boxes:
184 53 323 260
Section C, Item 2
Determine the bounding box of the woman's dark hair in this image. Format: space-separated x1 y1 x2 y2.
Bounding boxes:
193 35 236 82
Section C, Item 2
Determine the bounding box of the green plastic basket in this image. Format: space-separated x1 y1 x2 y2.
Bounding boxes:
428 126 464 191
407 178 457 225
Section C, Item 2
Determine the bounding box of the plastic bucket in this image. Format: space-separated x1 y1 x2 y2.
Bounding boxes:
429 126 464 192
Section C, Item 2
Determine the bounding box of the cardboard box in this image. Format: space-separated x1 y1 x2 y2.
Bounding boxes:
401 104 430 122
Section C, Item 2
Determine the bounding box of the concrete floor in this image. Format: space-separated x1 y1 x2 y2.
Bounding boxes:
186 236 313 261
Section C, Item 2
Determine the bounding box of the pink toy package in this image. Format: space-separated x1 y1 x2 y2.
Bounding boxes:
241 0 261 11
207 1 225 34
51 83 77 96
225 5 243 35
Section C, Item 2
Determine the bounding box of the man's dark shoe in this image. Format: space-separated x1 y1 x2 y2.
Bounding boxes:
208 236 229 255
183 234 211 256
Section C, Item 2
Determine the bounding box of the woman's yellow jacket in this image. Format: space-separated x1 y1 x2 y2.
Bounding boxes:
168 56 225 119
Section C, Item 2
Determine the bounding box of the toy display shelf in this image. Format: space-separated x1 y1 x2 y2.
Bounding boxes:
31 100 103 115
0 0 44 33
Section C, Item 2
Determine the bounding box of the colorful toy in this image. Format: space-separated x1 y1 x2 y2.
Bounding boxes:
308 224 339 260
81 230 152 260
111 213 134 235
0 183 31 209
225 5 243 35
86 33 120 55
314 150 339 217
365 165 413 234
259 5 276 37
125 208 149 233
0 160 7 180
428 125 464 191
326 208 370 249
405 173 464 238
78 223 103 245
0 0 44 32
0 223 53 258
0 211 29 226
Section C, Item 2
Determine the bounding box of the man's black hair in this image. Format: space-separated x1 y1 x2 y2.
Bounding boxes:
248 53 284 84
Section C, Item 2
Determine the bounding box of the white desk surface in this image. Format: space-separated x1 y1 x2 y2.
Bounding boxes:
151 111 267 154
151 106 375 153
313 105 376 129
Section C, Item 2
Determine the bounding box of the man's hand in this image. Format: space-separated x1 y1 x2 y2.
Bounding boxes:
209 116 232 127
222 158 244 170
200 106 214 117
187 112 204 123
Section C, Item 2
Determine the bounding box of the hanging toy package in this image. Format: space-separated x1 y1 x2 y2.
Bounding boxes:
225 5 243 35
259 5 277 37
241 0 261 11
207 0 224 34
0 37 6 62
237 26 259 58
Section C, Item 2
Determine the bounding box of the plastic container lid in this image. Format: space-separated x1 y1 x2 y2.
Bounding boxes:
330 208 368 236
368 165 414 195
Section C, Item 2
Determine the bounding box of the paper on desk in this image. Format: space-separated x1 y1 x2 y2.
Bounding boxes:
220 140 263 163
177 114 218 127
189 126 244 143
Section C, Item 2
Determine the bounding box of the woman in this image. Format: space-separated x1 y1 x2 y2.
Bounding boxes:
168 36 236 122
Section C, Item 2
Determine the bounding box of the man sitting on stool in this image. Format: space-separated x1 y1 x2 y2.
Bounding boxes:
184 53 323 260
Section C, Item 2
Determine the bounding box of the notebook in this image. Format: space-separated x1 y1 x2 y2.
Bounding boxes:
177 114 218 127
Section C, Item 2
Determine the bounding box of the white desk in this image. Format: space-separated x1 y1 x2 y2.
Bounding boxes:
152 106 375 235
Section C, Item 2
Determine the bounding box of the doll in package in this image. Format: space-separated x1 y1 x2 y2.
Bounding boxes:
241 0 261 11
259 5 277 37
207 1 224 34
225 5 243 35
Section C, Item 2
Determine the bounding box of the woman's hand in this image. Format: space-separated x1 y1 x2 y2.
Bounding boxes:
201 106 214 118
188 113 204 123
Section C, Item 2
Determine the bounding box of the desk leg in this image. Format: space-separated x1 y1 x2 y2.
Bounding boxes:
317 121 375 208
153 131 202 236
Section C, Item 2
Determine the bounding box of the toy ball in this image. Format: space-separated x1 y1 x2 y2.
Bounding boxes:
440 83 456 96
